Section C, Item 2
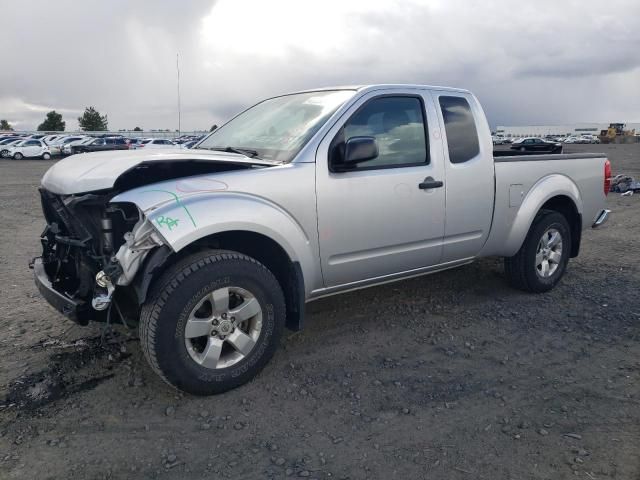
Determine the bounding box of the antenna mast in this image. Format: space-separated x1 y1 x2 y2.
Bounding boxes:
176 53 181 135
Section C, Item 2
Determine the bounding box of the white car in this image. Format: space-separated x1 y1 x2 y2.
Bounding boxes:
42 134 64 145
0 139 24 157
580 135 600 144
6 139 51 160
62 137 93 155
52 136 87 155
132 138 178 149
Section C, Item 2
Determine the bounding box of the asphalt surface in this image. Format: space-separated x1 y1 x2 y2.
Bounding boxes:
0 144 639 479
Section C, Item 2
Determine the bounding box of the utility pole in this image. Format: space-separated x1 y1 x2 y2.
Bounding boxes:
176 53 181 135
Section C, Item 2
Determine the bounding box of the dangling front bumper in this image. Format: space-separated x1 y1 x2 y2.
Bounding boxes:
32 257 92 325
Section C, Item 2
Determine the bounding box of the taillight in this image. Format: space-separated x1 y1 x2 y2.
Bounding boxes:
604 159 611 196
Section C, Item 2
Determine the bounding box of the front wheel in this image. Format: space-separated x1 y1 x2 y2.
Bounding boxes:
139 250 286 395
504 211 571 293
13 152 23 160
42 152 51 160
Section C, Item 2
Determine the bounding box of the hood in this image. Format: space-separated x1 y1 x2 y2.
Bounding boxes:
41 148 279 194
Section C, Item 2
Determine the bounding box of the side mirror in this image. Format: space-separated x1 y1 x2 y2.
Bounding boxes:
342 136 379 167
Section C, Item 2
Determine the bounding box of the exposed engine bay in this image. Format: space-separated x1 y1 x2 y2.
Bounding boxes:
37 188 157 324
34 158 263 325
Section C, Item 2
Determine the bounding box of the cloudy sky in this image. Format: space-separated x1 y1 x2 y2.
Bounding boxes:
1 0 639 131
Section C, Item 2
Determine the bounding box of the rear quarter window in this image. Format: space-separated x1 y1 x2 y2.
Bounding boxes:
439 96 480 164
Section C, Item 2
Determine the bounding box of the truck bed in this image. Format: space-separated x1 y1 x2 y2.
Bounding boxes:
478 152 609 258
493 152 607 161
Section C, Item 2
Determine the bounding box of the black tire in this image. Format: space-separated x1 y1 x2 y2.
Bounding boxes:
519 147 526 152
42 152 51 160
13 152 23 160
0 150 8 158
139 250 286 395
504 210 571 293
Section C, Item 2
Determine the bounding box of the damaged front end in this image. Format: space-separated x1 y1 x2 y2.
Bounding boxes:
33 189 166 325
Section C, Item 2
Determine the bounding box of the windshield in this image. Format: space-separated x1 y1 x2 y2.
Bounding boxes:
198 90 355 162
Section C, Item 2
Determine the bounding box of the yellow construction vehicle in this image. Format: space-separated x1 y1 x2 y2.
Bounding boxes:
599 123 637 143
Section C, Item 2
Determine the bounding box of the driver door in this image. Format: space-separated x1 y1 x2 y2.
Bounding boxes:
315 90 446 288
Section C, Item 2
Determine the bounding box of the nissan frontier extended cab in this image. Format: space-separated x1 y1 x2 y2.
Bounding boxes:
33 85 611 394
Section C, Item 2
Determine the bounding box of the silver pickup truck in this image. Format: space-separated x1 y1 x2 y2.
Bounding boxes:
34 84 611 394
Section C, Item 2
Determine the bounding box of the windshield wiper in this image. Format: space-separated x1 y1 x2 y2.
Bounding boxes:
206 146 260 158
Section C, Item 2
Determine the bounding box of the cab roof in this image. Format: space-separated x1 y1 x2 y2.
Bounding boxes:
291 84 471 95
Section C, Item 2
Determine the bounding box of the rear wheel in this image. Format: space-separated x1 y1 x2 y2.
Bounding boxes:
13 152 23 160
504 211 571 293
139 250 286 395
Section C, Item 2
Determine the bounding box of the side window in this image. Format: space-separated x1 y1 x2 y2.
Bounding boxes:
26 140 39 146
330 96 428 170
438 96 480 164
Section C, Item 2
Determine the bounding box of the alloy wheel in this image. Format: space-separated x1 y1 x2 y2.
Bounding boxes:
535 228 563 278
184 286 263 369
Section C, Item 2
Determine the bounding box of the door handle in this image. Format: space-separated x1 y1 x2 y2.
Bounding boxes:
418 177 444 189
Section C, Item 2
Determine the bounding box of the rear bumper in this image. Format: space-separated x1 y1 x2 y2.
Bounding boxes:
33 258 91 325
592 209 611 228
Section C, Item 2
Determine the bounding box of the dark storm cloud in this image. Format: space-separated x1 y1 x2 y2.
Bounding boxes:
1 0 639 131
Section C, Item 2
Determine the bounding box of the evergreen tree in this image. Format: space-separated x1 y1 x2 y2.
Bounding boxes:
78 107 108 131
37 111 66 131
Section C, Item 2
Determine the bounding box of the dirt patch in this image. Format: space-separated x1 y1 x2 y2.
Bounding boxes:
2 335 127 412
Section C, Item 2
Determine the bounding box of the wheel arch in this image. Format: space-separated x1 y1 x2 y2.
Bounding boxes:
538 195 581 257
131 230 306 331
503 174 583 257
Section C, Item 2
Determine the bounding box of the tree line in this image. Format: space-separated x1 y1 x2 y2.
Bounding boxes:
1 108 218 133
0 107 107 132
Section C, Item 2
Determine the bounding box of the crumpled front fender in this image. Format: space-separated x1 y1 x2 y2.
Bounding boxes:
111 179 319 292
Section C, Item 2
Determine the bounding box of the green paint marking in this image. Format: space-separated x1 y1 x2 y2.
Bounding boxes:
141 189 197 227
156 216 180 231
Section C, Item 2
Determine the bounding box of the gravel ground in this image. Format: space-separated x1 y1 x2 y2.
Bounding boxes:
0 144 638 480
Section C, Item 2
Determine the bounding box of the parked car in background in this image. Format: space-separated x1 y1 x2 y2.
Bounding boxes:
580 135 600 144
0 139 24 157
511 137 562 153
42 134 64 145
181 140 198 149
125 138 143 149
132 138 178 149
52 136 87 155
62 137 93 156
74 136 129 153
0 136 22 146
6 139 51 159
